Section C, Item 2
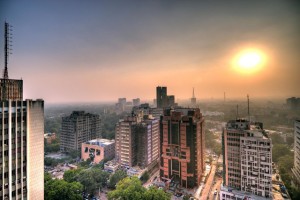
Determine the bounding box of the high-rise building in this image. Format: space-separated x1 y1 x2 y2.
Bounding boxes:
286 97 300 110
156 86 177 108
159 108 205 188
221 119 272 199
60 111 101 152
156 86 168 108
115 114 159 168
132 98 141 107
292 120 300 189
0 22 44 200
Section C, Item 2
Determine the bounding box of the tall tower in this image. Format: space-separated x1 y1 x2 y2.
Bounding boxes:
191 88 196 105
0 22 23 101
0 22 44 200
160 108 205 188
156 86 167 108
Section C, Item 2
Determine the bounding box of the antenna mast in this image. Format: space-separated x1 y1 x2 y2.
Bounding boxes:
192 87 195 98
4 21 12 79
247 94 250 121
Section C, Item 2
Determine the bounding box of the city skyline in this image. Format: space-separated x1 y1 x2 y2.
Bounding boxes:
1 1 299 103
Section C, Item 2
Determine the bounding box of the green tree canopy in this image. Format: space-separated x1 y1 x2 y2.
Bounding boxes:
63 168 82 183
272 144 292 162
108 177 171 200
107 170 127 189
45 175 83 200
78 168 109 195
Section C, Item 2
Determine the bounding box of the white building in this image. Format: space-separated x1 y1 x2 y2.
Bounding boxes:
292 120 300 189
222 119 272 199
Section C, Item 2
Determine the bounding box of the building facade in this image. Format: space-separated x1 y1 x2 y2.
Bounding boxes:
60 111 101 152
159 108 205 188
0 100 44 200
81 138 115 164
292 120 300 189
222 119 272 199
115 115 159 168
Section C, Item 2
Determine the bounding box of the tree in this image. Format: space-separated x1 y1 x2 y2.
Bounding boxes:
108 177 146 200
144 186 171 200
107 170 127 189
272 144 292 162
63 168 82 183
44 157 59 167
108 177 171 200
140 171 150 183
45 176 83 200
78 168 109 195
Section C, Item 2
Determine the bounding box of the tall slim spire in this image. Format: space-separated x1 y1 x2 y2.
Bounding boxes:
4 21 12 79
192 87 195 98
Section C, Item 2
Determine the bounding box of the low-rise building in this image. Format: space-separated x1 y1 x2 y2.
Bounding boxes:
44 132 57 144
220 185 271 200
81 138 115 164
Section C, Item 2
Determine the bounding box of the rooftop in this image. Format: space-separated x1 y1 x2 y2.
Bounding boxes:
85 138 115 146
220 185 271 200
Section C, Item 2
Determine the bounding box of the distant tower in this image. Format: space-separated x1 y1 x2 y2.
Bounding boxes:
224 92 226 103
156 86 167 108
191 87 196 105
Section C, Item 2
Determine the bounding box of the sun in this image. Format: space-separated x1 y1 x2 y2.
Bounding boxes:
232 49 266 74
238 52 261 69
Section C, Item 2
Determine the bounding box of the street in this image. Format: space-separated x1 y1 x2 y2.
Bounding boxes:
199 161 217 200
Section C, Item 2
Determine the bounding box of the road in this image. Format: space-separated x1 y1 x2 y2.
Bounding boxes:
199 162 217 200
208 176 222 200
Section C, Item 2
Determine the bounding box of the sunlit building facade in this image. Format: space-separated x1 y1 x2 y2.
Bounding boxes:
221 119 272 199
0 79 44 200
159 108 205 188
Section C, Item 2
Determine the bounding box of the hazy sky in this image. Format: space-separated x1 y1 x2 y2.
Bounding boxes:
0 0 299 103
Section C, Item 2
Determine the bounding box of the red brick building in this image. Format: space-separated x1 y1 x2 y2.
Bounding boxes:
160 108 205 188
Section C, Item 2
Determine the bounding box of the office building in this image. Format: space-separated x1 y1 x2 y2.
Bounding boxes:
221 119 272 199
81 138 115 164
156 86 168 108
286 97 300 110
159 108 205 188
292 120 300 189
60 111 101 152
0 22 44 200
132 98 140 107
115 114 159 168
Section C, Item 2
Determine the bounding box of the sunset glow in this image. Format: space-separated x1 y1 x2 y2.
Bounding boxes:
233 49 266 74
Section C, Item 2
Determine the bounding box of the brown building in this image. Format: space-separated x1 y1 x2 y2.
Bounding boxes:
81 139 115 164
160 108 205 188
115 114 159 168
60 111 101 152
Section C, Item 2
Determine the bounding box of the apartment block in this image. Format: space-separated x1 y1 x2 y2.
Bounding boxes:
0 99 44 200
221 119 272 199
292 120 300 189
159 108 205 188
115 114 159 168
60 111 101 152
81 138 115 164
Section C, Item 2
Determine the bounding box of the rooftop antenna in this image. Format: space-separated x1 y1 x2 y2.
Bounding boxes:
192 87 195 98
4 21 12 79
236 104 239 120
247 94 250 121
